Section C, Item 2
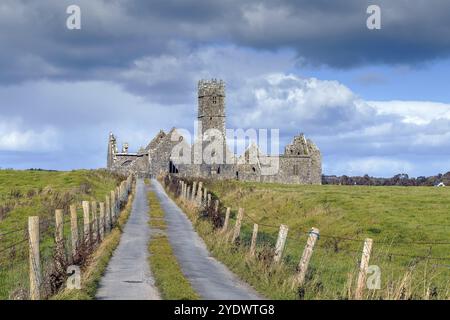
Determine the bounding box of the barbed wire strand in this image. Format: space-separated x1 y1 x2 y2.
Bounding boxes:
0 238 29 255
240 211 450 246
237 215 450 262
0 226 27 237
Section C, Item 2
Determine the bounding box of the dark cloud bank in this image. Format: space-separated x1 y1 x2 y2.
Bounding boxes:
1 0 450 176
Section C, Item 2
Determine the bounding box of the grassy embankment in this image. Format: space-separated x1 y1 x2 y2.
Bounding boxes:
0 169 124 299
53 181 135 300
147 182 199 300
167 178 450 300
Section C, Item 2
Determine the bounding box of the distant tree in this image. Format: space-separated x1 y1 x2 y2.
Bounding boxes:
321 171 450 187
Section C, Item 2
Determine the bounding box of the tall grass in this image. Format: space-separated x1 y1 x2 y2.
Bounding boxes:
163 175 450 300
0 169 125 299
53 181 136 300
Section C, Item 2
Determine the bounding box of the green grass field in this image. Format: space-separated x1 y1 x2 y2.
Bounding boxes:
0 169 124 299
186 179 450 299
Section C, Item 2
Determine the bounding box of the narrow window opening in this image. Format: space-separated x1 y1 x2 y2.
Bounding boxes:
169 160 179 174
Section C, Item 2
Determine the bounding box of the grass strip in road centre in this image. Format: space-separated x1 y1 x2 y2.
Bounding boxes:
147 189 199 300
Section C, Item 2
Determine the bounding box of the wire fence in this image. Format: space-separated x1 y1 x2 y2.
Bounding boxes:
0 174 134 300
167 175 450 299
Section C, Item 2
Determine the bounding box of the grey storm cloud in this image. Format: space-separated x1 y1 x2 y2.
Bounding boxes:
1 0 450 86
1 0 450 177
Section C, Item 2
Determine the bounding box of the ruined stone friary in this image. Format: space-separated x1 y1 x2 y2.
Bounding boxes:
107 79 322 184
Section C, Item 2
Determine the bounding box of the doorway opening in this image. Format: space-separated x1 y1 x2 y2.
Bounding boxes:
169 160 179 174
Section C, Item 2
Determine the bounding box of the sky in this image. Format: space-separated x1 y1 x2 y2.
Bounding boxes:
1 0 450 177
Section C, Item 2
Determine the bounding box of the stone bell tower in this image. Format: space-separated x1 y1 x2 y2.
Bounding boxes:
197 79 227 167
197 79 226 139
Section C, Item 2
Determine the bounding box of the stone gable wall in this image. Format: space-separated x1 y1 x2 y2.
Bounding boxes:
107 79 322 184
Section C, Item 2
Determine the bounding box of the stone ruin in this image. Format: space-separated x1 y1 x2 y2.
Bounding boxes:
107 79 322 184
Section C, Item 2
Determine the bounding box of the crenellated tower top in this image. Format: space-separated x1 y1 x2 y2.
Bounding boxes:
198 79 225 98
197 78 226 132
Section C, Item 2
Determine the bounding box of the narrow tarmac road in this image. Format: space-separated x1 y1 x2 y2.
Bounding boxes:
152 179 263 300
96 179 161 300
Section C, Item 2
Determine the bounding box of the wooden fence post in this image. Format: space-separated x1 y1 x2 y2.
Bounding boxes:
197 182 203 204
91 201 98 244
121 182 126 203
116 187 120 213
181 181 184 198
355 238 373 300
221 207 231 232
250 223 259 257
110 190 116 225
28 216 41 300
105 195 111 233
99 202 105 241
55 209 65 263
292 227 319 288
231 208 244 243
207 193 211 207
82 201 90 246
187 184 190 200
192 181 197 202
274 224 289 263
214 200 219 213
70 205 78 260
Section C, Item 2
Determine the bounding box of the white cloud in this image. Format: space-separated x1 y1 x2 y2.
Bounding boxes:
117 44 295 103
0 118 59 151
224 73 450 176
368 100 450 125
230 73 378 134
1 45 450 176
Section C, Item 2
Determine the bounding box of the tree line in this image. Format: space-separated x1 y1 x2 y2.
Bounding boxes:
322 172 450 186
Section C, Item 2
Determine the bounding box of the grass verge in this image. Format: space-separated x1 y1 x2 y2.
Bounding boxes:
147 188 199 300
51 184 135 300
162 177 450 300
0 169 124 299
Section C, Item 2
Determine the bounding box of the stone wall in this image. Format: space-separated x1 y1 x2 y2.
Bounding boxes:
107 79 322 185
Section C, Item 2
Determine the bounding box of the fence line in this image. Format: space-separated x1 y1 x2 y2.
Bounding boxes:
167 175 450 299
240 214 450 251
0 227 27 238
0 238 29 256
240 209 450 246
0 173 135 300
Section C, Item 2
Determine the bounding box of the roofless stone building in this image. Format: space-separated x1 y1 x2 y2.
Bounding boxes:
107 79 322 184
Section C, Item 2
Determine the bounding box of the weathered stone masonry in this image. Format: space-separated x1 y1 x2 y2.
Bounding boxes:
107 79 322 184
